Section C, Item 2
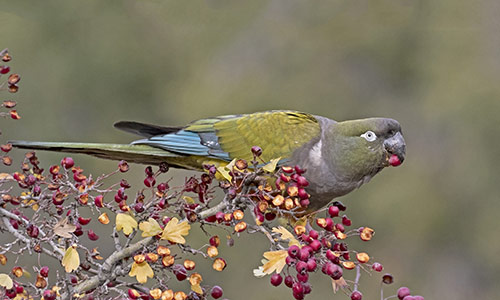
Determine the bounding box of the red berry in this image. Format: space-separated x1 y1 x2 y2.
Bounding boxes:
296 272 309 283
309 230 318 239
61 157 74 169
284 275 294 288
295 176 309 187
74 224 83 236
15 284 23 294
306 259 317 272
172 264 187 281
402 297 416 300
210 286 223 299
27 224 39 238
295 261 308 274
39 266 49 277
342 215 352 226
389 154 401 167
413 296 424 300
328 206 340 217
270 273 283 286
43 290 57 300
0 65 10 74
5 288 16 298
87 229 99 241
78 217 91 225
287 245 300 258
94 195 104 208
398 287 411 299
309 239 321 252
286 256 297 266
143 176 156 187
134 202 144 213
209 235 220 247
294 165 305 175
351 291 363 300
372 262 383 272
292 282 304 294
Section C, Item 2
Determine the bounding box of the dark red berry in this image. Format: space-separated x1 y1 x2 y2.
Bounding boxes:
284 275 294 288
296 261 308 274
143 176 156 187
39 266 49 277
87 229 99 241
351 291 363 300
210 286 223 299
0 65 10 74
172 264 187 281
270 273 283 286
306 259 317 272
251 146 262 156
61 157 74 169
342 215 352 226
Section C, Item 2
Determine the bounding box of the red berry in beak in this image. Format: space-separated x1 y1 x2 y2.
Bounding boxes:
389 154 401 167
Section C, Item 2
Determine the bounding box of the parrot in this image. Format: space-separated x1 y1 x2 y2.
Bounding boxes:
10 110 405 210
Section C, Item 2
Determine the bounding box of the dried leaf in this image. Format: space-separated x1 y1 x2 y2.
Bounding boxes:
161 217 190 244
0 273 13 289
262 158 281 173
116 213 138 235
0 173 14 181
61 245 80 273
331 277 348 293
272 226 300 246
129 261 154 284
261 250 287 274
54 217 76 238
139 218 163 237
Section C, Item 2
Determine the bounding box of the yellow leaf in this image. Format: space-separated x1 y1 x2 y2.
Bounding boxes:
54 217 77 238
129 261 154 284
139 218 163 237
161 217 190 244
182 196 195 204
61 245 80 273
0 273 13 289
116 213 138 235
216 166 232 181
191 283 203 294
262 158 281 173
272 226 300 247
262 250 287 274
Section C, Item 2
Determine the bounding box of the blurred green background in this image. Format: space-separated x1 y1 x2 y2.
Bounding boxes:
1 0 499 299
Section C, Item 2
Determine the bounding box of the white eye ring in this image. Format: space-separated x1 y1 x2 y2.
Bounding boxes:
361 130 377 142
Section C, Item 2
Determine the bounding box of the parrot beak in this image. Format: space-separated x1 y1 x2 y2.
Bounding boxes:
383 131 406 166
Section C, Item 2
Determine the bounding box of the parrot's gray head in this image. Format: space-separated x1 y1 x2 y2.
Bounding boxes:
325 118 406 183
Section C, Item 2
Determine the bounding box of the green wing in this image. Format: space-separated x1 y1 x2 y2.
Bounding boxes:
186 110 321 162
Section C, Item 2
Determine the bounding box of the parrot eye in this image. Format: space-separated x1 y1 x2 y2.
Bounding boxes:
361 130 377 142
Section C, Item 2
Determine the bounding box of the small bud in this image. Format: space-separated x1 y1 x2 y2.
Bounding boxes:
251 146 262 156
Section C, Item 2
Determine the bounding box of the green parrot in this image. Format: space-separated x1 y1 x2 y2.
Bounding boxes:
10 110 405 210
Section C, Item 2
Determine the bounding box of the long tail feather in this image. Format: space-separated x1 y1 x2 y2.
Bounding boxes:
9 141 178 165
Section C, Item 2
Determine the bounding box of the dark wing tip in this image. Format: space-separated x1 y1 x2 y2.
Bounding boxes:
114 121 182 138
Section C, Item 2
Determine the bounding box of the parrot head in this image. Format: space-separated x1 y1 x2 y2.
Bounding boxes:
325 118 406 184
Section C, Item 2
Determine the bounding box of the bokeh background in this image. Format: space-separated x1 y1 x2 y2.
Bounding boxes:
2 0 500 299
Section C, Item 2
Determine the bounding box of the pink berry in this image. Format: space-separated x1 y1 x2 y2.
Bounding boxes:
328 205 340 217
389 154 401 167
288 245 300 258
270 273 283 286
398 287 411 300
372 262 383 272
